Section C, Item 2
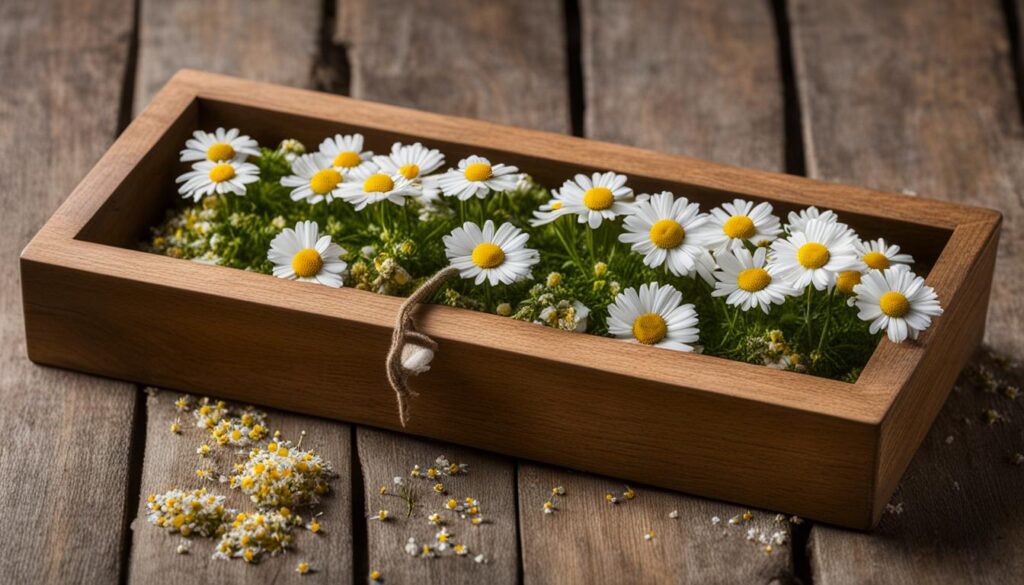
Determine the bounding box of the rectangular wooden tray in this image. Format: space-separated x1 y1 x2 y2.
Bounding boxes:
20 70 1001 529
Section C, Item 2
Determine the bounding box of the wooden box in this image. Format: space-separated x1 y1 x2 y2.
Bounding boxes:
20 70 1001 529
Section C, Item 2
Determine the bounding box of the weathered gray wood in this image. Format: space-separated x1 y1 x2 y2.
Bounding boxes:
128 3 355 582
336 0 570 133
134 0 323 114
580 0 785 171
0 1 139 583
514 2 796 584
356 428 519 584
790 1 1024 582
129 390 353 583
337 1 571 581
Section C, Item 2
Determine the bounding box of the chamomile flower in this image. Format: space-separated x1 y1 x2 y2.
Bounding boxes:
318 133 374 173
700 199 781 252
373 142 446 181
179 127 260 163
711 248 797 313
176 159 260 202
281 153 346 204
785 206 839 233
618 192 711 276
538 172 634 229
770 219 861 290
268 221 347 288
436 155 520 200
853 268 943 342
855 238 914 271
443 220 540 285
336 165 419 211
607 283 699 352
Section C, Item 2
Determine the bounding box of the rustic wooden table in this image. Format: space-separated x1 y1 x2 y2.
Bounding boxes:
3 0 1023 583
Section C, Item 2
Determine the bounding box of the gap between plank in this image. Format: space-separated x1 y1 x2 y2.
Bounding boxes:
1001 0 1024 122
771 0 806 176
564 0 585 137
118 389 148 585
350 425 370 583
116 0 142 134
315 0 350 94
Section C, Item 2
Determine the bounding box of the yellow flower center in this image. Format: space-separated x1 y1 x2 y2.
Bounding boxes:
310 169 343 194
649 219 685 249
471 243 505 269
632 313 668 345
291 248 324 277
722 215 756 239
399 164 420 179
206 142 236 162
862 251 890 270
836 270 862 294
551 201 563 210
208 163 236 183
464 162 493 182
737 268 771 292
583 187 614 210
363 173 395 193
333 151 362 168
797 242 830 269
879 291 910 318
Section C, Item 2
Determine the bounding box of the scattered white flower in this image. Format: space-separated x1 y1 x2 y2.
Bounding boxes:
607 283 700 352
268 220 347 288
443 220 540 285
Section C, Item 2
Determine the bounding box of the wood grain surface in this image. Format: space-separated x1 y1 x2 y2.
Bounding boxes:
516 2 796 583
356 428 519 584
128 390 353 584
134 0 323 114
790 0 1024 582
0 1 140 583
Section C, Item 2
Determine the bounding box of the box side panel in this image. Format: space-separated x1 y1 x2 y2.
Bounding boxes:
22 256 878 528
873 221 999 522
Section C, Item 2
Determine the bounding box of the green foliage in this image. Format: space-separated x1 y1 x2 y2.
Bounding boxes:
147 144 880 382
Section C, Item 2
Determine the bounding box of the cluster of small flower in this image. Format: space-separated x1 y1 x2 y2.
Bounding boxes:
145 488 234 538
229 439 334 508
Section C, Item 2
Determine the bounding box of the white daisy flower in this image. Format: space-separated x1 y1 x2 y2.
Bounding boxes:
853 268 942 342
281 153 347 204
770 219 862 290
694 248 719 287
855 238 914 271
607 283 700 352
711 248 798 313
179 127 260 163
534 172 634 229
318 133 374 173
176 159 259 202
443 220 539 285
436 155 520 200
336 165 418 211
373 142 445 181
618 192 712 276
785 206 839 233
267 220 347 288
699 199 781 253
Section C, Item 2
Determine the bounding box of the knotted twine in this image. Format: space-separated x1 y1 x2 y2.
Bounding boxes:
385 266 460 426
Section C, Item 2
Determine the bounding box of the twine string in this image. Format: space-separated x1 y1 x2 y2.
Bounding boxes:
385 266 460 426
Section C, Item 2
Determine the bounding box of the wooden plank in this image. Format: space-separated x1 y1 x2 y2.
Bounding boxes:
515 2 796 583
0 0 139 582
789 0 1024 582
128 390 352 583
134 0 323 114
127 4 355 582
335 0 570 133
336 1 568 581
356 428 519 584
580 0 785 171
